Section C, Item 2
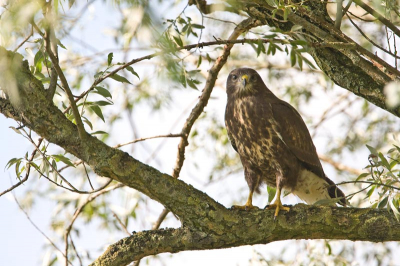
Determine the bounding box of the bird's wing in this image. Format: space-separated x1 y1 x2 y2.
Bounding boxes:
271 101 325 177
227 128 238 152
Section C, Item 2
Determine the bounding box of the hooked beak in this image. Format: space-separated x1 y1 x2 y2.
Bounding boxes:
241 74 249 87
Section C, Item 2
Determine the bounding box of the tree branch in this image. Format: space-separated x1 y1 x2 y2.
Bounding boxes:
242 0 400 118
91 205 400 266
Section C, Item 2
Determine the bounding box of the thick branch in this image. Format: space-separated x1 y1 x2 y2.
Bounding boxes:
239 0 400 118
92 205 400 266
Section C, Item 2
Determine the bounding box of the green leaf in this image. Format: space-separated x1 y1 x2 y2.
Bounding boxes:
291 25 303 32
110 74 131 84
356 172 370 181
94 100 113 106
297 53 303 70
366 185 376 198
5 158 22 170
191 23 205 29
94 86 112 99
290 39 308 46
283 7 289 21
90 105 105 122
91 131 109 135
57 39 67 49
378 152 390 169
52 154 75 167
173 35 183 47
82 116 93 130
267 186 276 203
366 144 378 156
389 199 400 221
9 126 22 135
389 160 397 170
126 66 140 80
34 50 44 73
256 39 265 57
107 53 113 66
51 159 58 182
378 196 388 208
196 55 202 68
290 49 296 66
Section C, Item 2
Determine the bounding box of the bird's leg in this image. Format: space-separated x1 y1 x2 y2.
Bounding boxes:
265 187 290 218
232 175 260 211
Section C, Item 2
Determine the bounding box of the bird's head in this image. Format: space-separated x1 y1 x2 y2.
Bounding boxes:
226 68 267 98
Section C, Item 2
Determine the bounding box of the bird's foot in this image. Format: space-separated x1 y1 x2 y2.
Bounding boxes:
265 203 290 220
231 203 259 211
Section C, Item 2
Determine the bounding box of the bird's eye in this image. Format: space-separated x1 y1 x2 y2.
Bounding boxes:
232 75 237 80
250 76 256 81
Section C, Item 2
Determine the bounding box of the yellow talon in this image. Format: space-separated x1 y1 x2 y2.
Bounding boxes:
265 187 290 219
231 190 259 211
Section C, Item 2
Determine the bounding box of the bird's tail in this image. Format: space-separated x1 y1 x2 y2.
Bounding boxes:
325 176 347 206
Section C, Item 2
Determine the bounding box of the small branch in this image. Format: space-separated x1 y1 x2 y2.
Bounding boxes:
347 14 400 60
112 211 132 236
114 133 183 149
152 208 170 230
171 18 262 179
13 25 33 53
337 180 400 191
64 184 124 265
352 0 400 38
11 191 72 265
83 162 94 190
335 0 343 29
35 14 87 141
70 236 83 266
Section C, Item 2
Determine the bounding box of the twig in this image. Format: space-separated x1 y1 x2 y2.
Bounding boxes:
112 211 132 236
152 208 170 230
335 0 343 29
82 162 94 190
352 0 400 38
114 133 183 149
64 183 124 266
0 138 44 197
13 25 33 52
33 15 87 141
347 14 400 60
11 191 72 265
70 236 83 266
337 180 400 191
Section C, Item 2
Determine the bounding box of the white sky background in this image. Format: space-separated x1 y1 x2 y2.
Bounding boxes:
0 0 398 265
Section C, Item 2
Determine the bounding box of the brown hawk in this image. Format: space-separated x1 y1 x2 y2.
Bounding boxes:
225 68 346 217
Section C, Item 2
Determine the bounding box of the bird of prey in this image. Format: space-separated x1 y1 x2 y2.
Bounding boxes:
225 68 346 217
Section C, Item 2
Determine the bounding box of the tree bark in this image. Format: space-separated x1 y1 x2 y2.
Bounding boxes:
91 206 400 266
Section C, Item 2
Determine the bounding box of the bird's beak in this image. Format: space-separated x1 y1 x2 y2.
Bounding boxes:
241 74 249 87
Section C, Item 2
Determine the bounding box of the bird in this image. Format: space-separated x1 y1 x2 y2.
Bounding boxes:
224 68 346 218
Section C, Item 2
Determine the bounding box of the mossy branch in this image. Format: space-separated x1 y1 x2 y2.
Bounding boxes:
91 206 399 266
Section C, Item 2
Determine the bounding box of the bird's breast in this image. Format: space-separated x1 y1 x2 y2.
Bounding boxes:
226 98 280 169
